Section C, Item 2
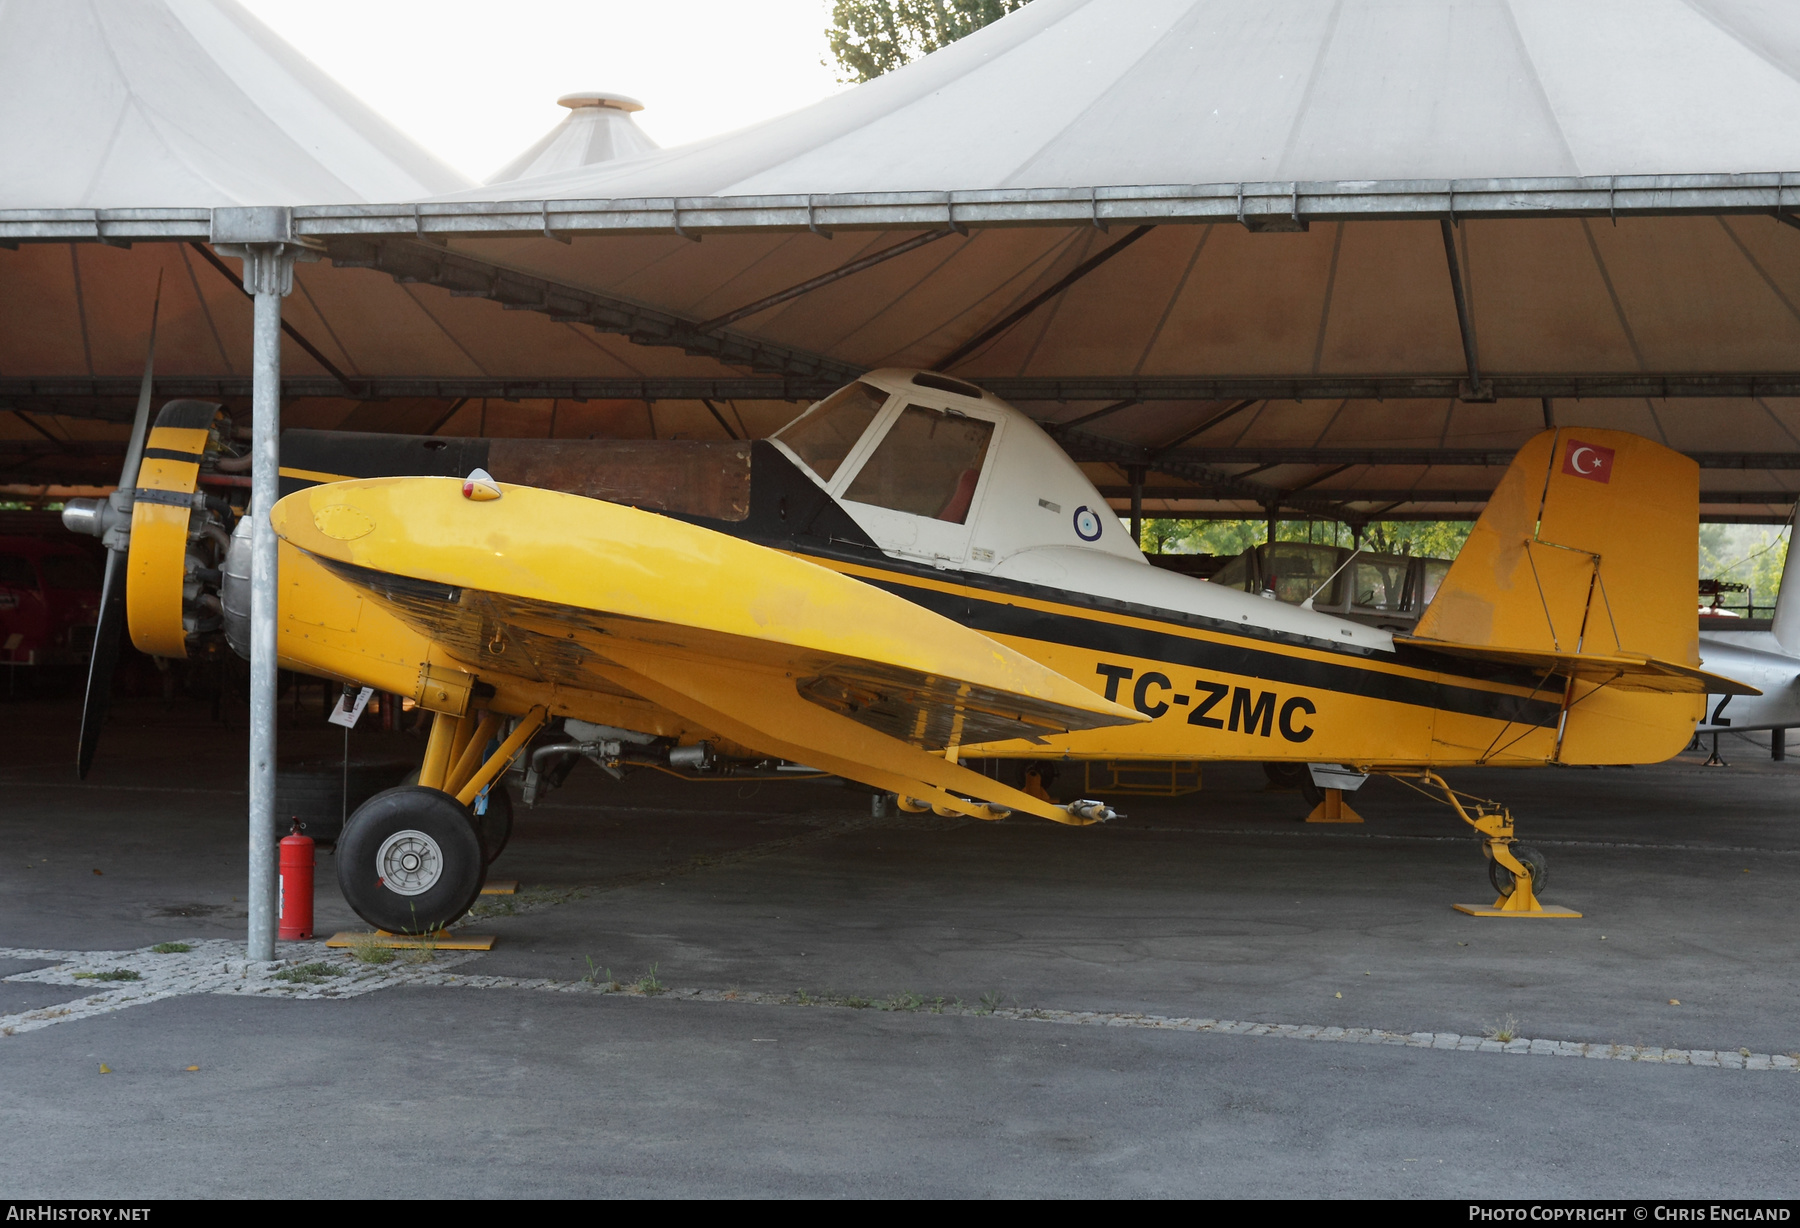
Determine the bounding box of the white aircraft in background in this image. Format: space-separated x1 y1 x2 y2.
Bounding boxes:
1696 519 1800 752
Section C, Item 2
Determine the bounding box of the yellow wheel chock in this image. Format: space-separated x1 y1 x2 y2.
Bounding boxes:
1407 771 1582 918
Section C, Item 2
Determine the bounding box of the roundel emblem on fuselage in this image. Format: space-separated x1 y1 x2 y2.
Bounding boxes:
1072 505 1103 542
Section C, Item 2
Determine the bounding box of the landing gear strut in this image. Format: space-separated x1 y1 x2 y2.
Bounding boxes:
1397 771 1582 919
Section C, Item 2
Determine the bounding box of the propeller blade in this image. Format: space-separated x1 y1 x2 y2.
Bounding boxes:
116 271 163 490
77 548 129 779
79 273 161 777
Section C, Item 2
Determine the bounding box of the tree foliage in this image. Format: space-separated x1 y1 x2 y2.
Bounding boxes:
1699 523 1791 614
1139 518 1796 615
825 0 1034 83
1141 519 1476 562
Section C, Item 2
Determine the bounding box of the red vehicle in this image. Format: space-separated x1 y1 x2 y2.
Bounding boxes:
0 535 103 682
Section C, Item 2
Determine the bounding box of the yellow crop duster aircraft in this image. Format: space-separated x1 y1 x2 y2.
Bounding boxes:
67 369 1753 933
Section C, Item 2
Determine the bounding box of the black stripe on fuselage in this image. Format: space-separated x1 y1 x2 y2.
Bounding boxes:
141 446 202 462
788 553 1561 729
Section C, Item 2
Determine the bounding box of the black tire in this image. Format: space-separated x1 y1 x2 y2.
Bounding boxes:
1489 843 1548 897
1297 773 1324 808
473 781 513 865
337 786 486 933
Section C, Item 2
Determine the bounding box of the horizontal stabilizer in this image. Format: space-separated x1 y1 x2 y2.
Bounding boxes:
1394 637 1761 696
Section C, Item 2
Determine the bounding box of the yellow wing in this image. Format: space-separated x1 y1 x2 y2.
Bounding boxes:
271 477 1144 822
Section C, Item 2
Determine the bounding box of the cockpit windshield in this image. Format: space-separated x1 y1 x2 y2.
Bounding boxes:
773 381 888 482
843 404 994 524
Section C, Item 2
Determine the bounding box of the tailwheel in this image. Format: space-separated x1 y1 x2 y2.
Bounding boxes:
1389 771 1582 919
1488 842 1548 898
337 786 486 934
1262 761 1307 792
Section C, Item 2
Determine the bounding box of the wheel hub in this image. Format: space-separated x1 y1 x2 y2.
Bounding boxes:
375 829 442 896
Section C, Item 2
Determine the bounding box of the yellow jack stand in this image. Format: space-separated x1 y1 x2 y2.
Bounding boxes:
1306 787 1364 823
325 931 498 951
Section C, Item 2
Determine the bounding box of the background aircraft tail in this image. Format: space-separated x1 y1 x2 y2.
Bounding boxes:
1769 505 1800 655
1402 428 1728 763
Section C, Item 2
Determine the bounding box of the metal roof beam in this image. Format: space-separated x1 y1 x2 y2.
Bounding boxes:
1001 373 1800 400
8 177 1800 246
323 238 862 384
18 372 1800 414
693 228 956 334
936 225 1154 369
1439 219 1488 400
1147 399 1261 456
1058 426 1340 516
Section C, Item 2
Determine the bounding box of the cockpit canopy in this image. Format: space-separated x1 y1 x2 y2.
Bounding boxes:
781 381 993 525
771 370 1143 573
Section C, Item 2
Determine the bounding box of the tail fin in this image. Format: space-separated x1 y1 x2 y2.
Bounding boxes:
1770 505 1800 654
1401 429 1745 763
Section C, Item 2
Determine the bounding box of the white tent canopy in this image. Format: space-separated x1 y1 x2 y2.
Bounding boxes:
459 0 1800 201
6 0 1800 521
0 1 789 491
0 0 468 207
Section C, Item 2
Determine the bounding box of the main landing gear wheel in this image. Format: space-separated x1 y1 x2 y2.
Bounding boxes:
338 786 486 934
1488 843 1548 898
1262 762 1306 790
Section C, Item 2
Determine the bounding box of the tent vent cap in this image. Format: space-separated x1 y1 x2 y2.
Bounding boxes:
557 91 645 113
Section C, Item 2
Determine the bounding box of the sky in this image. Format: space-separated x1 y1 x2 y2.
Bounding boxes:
239 0 849 182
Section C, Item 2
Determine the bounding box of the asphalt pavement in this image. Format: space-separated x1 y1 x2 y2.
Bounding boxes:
1 692 1795 1198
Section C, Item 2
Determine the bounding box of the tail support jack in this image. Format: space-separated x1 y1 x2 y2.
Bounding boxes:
1306 787 1363 823
1410 771 1582 918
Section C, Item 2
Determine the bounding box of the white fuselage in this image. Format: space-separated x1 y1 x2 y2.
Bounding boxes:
1698 631 1800 732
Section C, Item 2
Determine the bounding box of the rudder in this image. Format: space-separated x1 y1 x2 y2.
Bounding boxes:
1409 429 1704 763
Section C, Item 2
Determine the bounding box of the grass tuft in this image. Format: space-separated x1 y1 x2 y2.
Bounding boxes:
74 969 140 982
150 942 192 954
633 963 665 995
347 935 396 965
274 962 343 984
1484 1013 1522 1044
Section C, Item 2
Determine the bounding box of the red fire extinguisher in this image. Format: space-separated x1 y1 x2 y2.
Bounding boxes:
279 820 315 941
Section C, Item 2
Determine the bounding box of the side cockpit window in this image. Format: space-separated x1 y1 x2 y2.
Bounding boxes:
773 381 888 482
843 405 994 524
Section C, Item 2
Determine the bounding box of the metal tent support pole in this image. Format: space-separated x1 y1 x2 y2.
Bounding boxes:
215 211 303 962
246 259 288 960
